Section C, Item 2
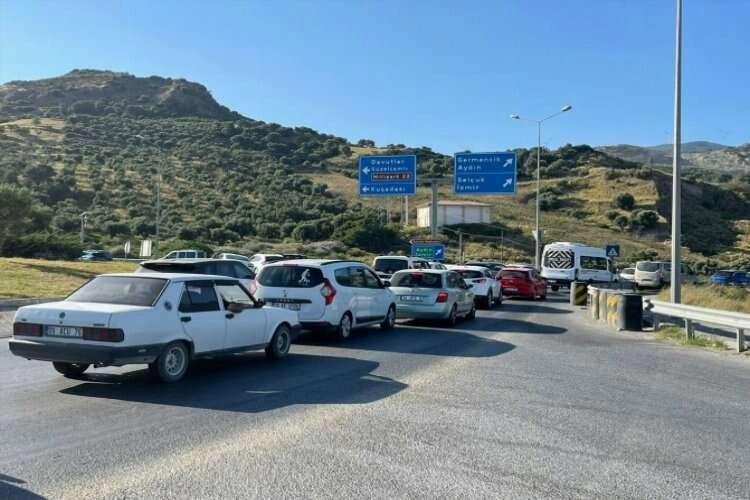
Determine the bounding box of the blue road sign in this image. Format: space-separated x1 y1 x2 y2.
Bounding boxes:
411 242 446 260
359 155 417 197
605 244 620 258
453 152 517 195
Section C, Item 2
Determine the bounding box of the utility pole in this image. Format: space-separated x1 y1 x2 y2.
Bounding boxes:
404 195 409 226
79 212 88 245
430 182 439 239
155 159 162 258
458 230 464 264
670 0 683 304
500 229 504 263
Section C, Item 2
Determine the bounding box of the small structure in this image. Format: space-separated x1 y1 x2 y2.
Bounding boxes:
416 200 491 228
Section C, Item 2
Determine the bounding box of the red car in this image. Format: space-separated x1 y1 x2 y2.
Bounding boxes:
498 267 547 300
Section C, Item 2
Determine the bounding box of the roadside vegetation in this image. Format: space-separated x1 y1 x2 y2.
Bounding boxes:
657 284 750 314
653 325 728 350
0 258 137 299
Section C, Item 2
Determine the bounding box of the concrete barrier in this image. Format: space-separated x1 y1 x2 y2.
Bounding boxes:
570 281 588 306
589 287 600 320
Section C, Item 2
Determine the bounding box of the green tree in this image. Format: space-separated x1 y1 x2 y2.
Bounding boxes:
0 184 34 254
614 192 635 210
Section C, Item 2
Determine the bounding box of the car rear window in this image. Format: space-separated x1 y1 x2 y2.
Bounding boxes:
67 276 167 306
138 262 199 274
390 272 443 288
257 265 324 288
373 258 408 273
500 270 529 279
636 262 660 272
456 270 484 280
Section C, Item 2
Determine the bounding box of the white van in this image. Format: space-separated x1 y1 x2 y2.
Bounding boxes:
161 249 207 260
541 242 615 290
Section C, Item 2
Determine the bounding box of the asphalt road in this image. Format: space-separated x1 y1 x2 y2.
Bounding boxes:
2 294 750 499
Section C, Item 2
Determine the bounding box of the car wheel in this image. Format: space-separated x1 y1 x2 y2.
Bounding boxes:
465 304 476 320
266 324 291 359
380 305 396 331
52 362 89 378
444 305 458 327
150 341 189 383
485 291 493 309
335 312 353 340
551 285 560 292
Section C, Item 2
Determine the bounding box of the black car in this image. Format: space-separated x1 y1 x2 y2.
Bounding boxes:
79 250 113 261
136 258 255 288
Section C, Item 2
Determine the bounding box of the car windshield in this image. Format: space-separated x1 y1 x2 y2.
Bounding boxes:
66 276 167 306
373 258 408 273
456 270 484 280
636 262 660 272
621 268 635 275
257 265 324 288
501 270 529 279
390 272 443 288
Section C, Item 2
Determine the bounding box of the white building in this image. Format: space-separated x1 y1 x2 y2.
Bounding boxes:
416 200 492 228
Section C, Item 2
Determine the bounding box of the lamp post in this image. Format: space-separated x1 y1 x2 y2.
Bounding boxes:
670 0 683 304
510 105 573 269
135 134 162 257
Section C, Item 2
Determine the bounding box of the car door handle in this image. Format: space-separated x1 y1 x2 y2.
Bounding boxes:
225 313 234 319
180 316 191 323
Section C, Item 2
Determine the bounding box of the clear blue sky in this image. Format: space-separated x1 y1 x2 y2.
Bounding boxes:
1 0 747 153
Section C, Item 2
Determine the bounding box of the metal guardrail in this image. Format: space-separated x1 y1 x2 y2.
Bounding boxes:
644 298 748 353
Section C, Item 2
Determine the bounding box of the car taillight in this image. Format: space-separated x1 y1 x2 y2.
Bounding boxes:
436 291 449 303
320 278 336 305
13 322 42 337
82 327 124 342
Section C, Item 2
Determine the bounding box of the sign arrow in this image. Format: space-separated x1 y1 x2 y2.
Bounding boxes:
434 247 444 258
504 158 513 167
362 186 370 192
503 178 513 188
362 166 370 175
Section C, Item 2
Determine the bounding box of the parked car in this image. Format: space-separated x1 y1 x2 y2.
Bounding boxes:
446 265 502 308
248 253 285 272
162 249 207 259
634 261 696 289
79 249 113 261
136 258 256 292
8 273 299 382
388 269 475 325
215 252 250 265
499 267 547 300
619 267 636 282
372 256 431 281
254 259 396 340
710 270 750 286
465 261 504 273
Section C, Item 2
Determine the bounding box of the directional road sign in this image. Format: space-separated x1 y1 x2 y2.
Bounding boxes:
411 242 446 260
606 244 620 258
359 155 417 197
453 152 517 195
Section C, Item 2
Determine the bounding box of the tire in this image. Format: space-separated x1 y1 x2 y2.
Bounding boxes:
551 285 560 292
265 324 292 359
484 291 493 310
380 305 396 331
444 305 458 327
465 304 476 320
52 362 89 378
335 313 353 340
150 341 189 383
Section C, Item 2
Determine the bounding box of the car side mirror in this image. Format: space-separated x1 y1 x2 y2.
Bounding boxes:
227 302 244 314
255 299 265 308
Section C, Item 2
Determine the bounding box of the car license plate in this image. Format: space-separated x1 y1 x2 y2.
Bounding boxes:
46 325 82 338
400 295 423 302
504 287 518 292
271 302 301 311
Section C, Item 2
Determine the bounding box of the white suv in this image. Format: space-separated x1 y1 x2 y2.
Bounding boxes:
254 260 396 340
372 256 431 281
446 265 503 309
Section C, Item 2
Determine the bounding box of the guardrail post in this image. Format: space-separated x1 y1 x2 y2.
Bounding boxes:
684 319 694 340
738 328 746 353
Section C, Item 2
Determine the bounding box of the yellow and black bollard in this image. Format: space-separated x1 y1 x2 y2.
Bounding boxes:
589 287 600 320
569 281 588 306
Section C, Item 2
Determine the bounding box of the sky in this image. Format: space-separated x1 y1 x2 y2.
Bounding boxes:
1 0 748 153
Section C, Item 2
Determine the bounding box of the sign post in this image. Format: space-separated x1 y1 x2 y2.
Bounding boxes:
359 155 417 197
453 152 517 195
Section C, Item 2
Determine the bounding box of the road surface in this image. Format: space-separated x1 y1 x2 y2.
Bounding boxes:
2 294 749 499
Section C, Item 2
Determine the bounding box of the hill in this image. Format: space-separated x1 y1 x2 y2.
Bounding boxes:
598 142 750 175
1 69 750 269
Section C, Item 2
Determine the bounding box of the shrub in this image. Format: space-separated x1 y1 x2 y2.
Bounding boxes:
539 192 563 211
614 192 635 210
605 210 620 221
614 214 629 230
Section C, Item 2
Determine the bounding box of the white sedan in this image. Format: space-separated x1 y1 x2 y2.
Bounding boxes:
9 273 300 383
446 265 503 309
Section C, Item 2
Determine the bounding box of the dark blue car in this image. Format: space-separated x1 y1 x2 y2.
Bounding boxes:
710 270 750 286
79 249 113 262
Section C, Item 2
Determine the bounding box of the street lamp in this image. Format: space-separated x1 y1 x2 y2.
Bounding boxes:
135 134 162 257
510 105 573 269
